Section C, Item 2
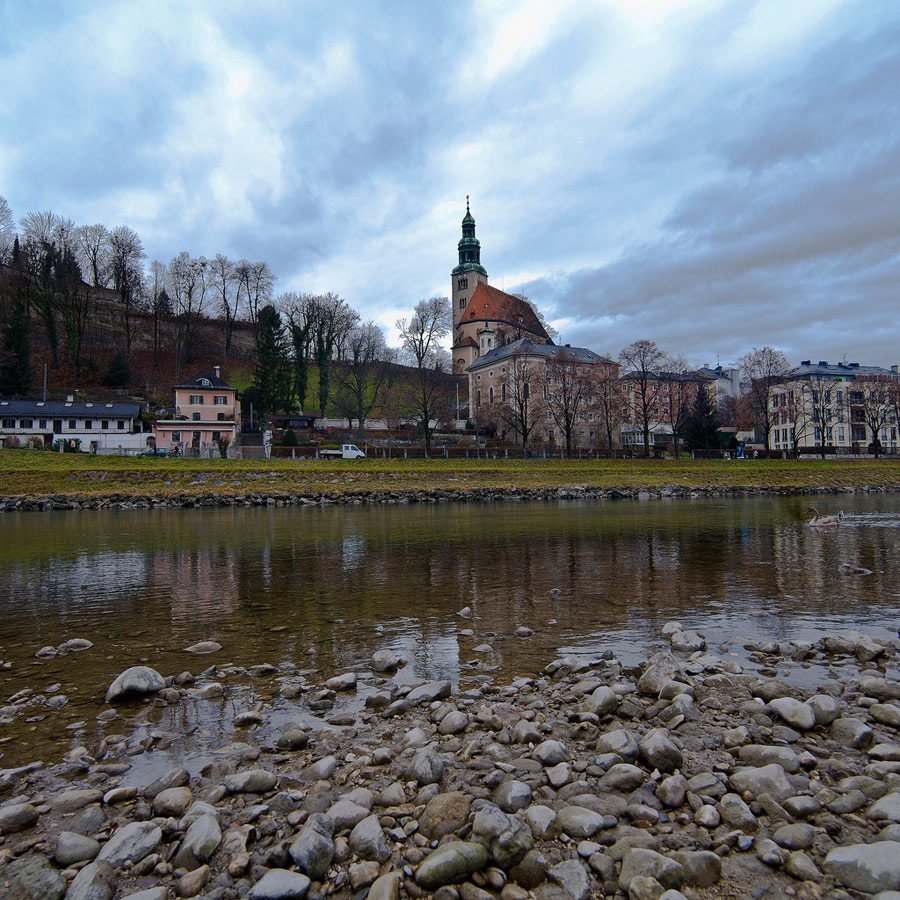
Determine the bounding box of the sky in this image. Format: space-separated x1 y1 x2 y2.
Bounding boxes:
1 0 899 368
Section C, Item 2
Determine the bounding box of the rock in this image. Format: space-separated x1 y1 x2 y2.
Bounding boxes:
439 710 469 734
55 830 100 865
824 842 900 893
808 694 842 726
737 744 800 773
628 876 666 900
671 630 705 653
350 861 381 890
512 719 541 743
533 739 569 766
97 821 162 867
494 780 532 813
175 863 209 897
670 851 720 888
144 765 189 798
872 704 900 728
619 849 684 892
325 671 357 691
152 786 192 817
372 649 400 671
5 852 66 900
175 813 222 868
639 652 681 696
415 841 489 889
420 791 472 839
289 815 334 880
768 697 816 730
729 764 793 801
718 793 757 830
785 850 821 882
869 793 900 823
103 786 137 805
595 729 639 760
547 762 572 787
275 725 309 750
406 680 452 705
368 871 401 900
638 729 682 773
547 859 590 900
65 861 116 900
831 717 875 750
774 823 814 850
51 788 103 812
327 799 369 830
224 768 277 793
411 746 444 785
694 804 720 827
0 802 38 833
581 686 618 716
349 814 390 862
598 763 644 793
756 838 787 867
183 641 221 654
104 666 165 703
525 805 558 839
557 806 604 839
117 889 168 900
657 775 688 809
248 868 312 899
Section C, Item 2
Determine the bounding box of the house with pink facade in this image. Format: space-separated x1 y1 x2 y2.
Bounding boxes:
153 368 241 455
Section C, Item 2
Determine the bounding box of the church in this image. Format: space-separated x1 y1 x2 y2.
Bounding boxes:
451 199 553 374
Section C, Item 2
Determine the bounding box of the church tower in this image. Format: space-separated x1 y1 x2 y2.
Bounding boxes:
451 197 489 372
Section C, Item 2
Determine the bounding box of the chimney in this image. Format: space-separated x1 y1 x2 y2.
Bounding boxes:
704 363 710 370
214 365 220 379
892 365 898 374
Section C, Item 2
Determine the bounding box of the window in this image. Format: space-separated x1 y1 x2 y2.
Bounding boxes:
489 386 494 404
117 420 125 430
68 419 76 429
217 413 226 421
459 298 466 309
476 390 481 408
476 374 481 382
39 419 47 429
501 383 506 402
193 413 201 421
214 395 227 405
199 378 211 386
836 390 843 404
172 431 181 442
458 277 468 290
212 431 221 441
523 383 530 399
101 420 109 429
1 418 13 428
84 420 92 429
489 371 493 377
838 427 845 442
20 418 33 428
190 395 203 404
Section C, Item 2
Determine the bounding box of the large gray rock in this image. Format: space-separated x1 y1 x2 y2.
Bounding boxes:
729 764 793 801
104 666 165 703
143 765 189 799
657 775 688 809
547 859 591 900
6 853 66 900
869 794 900 824
410 746 444 786
619 848 685 892
595 729 639 760
557 806 604 839
326 799 369 831
824 841 900 893
639 729 683 773
97 821 162 867
174 813 221 869
224 768 277 793
533 740 569 766
581 686 618 716
670 850 721 888
808 694 842 726
289 814 334 880
671 630 705 653
494 780 532 813
65 861 116 900
367 872 401 900
0 802 38 834
737 744 800 773
639 652 682 696
831 717 875 750
348 814 390 862
405 680 451 705
415 841 489 889
768 697 816 731
719 793 757 830
371 649 400 672
248 868 311 899
419 791 471 839
55 831 100 865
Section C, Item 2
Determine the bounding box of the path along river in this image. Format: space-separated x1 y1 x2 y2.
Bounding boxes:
0 493 897 778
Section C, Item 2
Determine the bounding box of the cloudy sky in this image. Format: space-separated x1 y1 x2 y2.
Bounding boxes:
2 0 898 367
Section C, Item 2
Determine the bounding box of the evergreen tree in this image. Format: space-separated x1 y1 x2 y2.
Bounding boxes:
254 304 292 417
103 351 131 386
315 326 334 417
685 386 720 451
0 299 32 394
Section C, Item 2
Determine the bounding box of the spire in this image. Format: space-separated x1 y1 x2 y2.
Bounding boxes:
453 196 486 276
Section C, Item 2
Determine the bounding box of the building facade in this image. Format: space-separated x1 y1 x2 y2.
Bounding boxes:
153 368 241 454
767 360 900 454
451 200 552 373
0 398 147 452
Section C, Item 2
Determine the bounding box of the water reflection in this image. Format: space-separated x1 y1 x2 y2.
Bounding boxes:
0 496 898 767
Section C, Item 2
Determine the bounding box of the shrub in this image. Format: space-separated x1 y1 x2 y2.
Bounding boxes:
282 429 298 447
52 438 82 453
216 438 229 459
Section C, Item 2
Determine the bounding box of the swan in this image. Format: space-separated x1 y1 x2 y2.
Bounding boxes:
807 507 843 527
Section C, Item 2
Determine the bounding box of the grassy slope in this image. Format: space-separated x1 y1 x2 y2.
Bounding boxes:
0 451 899 500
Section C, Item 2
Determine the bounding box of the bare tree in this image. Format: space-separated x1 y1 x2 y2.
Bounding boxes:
0 195 14 262
332 321 395 429
594 360 623 456
544 349 589 456
108 225 146 355
75 224 110 287
657 357 695 459
168 252 209 375
235 260 274 325
397 296 453 455
739 346 790 457
619 339 666 456
148 260 169 364
858 376 892 458
209 254 240 355
19 210 58 247
803 377 835 458
501 347 547 452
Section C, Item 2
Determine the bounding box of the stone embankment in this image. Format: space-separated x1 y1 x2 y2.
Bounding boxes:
6 625 900 899
1 482 896 512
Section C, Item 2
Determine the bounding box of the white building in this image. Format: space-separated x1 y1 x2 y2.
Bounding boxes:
0 398 150 452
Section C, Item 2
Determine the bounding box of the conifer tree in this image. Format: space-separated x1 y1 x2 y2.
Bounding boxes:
685 386 720 451
0 299 32 394
254 304 292 417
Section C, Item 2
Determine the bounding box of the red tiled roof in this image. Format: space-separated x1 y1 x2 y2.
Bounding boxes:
453 336 479 348
463 283 550 340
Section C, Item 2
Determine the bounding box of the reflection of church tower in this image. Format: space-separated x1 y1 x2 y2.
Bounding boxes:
451 197 489 370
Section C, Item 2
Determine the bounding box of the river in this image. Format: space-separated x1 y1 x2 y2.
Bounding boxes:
0 493 897 775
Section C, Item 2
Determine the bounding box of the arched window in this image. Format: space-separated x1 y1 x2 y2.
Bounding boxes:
458 277 468 290
476 390 482 408
501 383 506 402
489 386 494 404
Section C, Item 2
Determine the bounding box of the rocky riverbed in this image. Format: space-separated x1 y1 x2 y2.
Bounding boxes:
5 624 900 900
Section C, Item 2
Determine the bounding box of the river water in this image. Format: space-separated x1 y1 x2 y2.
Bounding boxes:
0 494 898 776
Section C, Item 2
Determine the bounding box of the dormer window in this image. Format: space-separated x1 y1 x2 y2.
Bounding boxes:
200 378 211 387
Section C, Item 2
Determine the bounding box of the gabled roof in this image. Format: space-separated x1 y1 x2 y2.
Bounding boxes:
0 399 140 417
174 370 235 390
461 283 550 340
453 336 479 349
467 338 611 371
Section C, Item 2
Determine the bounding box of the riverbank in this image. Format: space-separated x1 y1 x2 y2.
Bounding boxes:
1 452 899 510
2 622 900 899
